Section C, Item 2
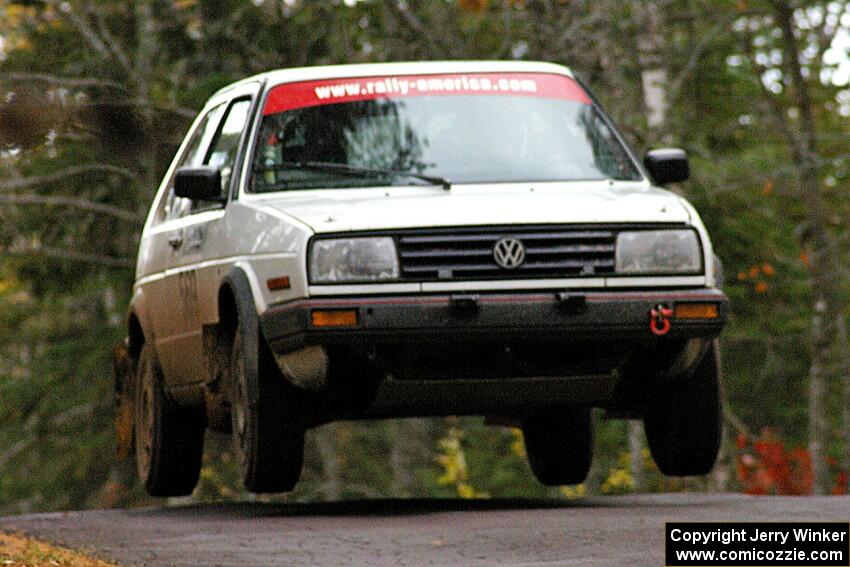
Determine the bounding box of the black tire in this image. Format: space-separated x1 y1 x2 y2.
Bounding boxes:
230 326 305 493
134 344 205 497
522 408 594 486
644 340 722 476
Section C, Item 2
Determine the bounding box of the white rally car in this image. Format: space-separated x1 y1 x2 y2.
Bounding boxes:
114 61 728 496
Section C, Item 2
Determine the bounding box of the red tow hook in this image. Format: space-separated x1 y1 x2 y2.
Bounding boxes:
649 304 673 336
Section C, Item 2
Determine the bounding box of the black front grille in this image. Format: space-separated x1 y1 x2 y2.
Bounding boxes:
397 227 617 280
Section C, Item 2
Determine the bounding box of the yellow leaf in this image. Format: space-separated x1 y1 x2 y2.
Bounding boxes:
457 483 475 499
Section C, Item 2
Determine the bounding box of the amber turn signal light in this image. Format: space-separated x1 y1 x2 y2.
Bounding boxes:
311 309 358 328
674 302 719 320
266 276 291 291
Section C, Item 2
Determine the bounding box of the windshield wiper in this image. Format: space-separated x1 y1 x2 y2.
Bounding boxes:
255 161 452 190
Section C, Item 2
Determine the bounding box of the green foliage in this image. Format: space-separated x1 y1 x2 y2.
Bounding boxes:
0 276 130 513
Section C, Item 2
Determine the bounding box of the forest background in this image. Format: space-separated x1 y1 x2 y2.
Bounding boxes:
1 0 849 513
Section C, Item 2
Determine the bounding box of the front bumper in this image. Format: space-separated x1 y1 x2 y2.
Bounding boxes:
261 288 728 352
259 288 728 417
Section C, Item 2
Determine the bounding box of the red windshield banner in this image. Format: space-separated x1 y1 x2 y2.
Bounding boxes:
262 72 591 115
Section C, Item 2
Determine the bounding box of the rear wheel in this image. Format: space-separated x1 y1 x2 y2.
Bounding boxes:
230 326 305 493
644 340 722 476
522 408 594 486
134 344 205 496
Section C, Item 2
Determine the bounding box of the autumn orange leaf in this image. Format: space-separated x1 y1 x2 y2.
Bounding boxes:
459 0 488 13
736 430 819 495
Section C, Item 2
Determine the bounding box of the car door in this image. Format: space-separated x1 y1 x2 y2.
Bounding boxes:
159 85 260 387
138 101 226 381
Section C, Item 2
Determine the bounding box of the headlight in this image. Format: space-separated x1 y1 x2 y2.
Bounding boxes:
615 230 702 274
309 237 399 283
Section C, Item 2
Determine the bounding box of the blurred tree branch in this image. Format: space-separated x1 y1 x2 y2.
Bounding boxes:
0 72 128 91
0 165 138 191
1 246 135 268
0 194 143 222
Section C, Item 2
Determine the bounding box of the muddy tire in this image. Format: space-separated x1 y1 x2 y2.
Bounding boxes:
522 408 594 486
644 340 722 476
134 344 205 497
230 327 305 493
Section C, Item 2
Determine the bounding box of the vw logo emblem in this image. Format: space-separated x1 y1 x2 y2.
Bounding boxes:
493 237 526 269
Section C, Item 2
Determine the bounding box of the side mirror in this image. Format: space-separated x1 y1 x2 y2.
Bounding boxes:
644 148 689 186
174 166 225 202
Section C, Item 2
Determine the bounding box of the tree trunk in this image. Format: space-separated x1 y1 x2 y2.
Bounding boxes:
315 425 342 500
389 419 428 497
838 314 850 492
631 0 669 491
628 421 644 491
774 1 841 495
637 2 668 133
133 0 159 193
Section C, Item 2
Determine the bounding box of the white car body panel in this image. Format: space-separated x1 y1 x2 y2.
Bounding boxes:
240 181 690 233
131 60 720 390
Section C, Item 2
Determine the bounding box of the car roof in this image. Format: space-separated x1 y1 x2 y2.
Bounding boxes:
211 60 576 98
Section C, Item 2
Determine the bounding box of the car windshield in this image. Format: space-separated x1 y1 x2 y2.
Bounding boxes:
250 72 642 192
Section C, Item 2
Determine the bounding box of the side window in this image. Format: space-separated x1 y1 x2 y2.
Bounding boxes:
203 98 252 199
153 103 225 224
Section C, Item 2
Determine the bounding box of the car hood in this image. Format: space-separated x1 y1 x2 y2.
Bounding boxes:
251 181 692 233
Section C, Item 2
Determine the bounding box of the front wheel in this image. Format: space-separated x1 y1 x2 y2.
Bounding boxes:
644 340 722 476
522 408 594 486
230 326 305 493
134 344 205 497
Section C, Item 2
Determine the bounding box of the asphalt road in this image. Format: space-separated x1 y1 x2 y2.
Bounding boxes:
1 494 849 566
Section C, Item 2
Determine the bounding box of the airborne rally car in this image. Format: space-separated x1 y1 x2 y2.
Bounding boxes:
114 61 728 496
